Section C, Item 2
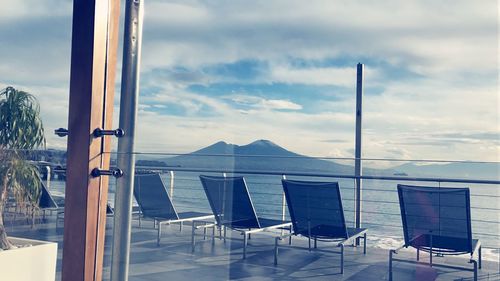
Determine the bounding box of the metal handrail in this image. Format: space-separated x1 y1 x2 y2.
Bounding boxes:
135 165 500 185
104 151 500 164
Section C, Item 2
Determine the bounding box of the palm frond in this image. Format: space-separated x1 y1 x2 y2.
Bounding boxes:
0 87 45 150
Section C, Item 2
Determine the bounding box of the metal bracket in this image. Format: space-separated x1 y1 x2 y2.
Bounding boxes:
55 128 69 137
91 168 124 178
93 128 125 138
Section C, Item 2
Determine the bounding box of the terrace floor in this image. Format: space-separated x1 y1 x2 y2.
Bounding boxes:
6 214 500 281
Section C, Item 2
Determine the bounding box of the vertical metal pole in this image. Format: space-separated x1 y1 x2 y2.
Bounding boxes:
45 166 51 189
354 63 363 243
110 1 144 281
169 171 175 198
281 175 286 222
281 175 287 236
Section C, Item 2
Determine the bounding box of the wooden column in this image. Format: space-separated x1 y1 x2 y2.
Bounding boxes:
62 0 120 280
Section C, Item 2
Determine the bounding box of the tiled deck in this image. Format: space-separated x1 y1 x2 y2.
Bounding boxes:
6 215 500 281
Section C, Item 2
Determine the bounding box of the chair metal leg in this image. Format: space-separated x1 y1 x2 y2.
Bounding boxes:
429 233 433 266
470 259 478 281
157 223 162 246
363 232 367 254
417 248 420 261
243 232 248 259
314 237 317 249
307 221 311 252
289 226 292 245
478 246 482 269
212 225 216 244
274 237 279 266
179 221 183 232
340 244 344 274
223 226 227 243
389 250 394 281
203 223 207 240
191 222 196 253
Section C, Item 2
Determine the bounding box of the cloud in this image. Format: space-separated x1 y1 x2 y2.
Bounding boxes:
1 0 498 164
268 65 356 86
431 132 500 144
259 99 302 110
140 0 496 77
322 139 348 144
0 0 71 22
222 94 302 111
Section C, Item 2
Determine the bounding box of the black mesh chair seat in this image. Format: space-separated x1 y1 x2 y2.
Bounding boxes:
410 235 481 255
256 217 291 228
178 211 213 220
347 227 368 239
416 238 481 255
275 179 368 274
134 174 214 246
300 226 367 241
148 211 177 220
389 184 482 281
198 175 292 259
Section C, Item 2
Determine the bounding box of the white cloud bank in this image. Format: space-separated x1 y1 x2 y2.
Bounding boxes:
0 0 498 163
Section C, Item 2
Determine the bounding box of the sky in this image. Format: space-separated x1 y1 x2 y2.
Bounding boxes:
0 0 498 165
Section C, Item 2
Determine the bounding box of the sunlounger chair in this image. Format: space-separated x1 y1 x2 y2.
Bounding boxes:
134 173 214 245
197 175 292 259
275 179 367 274
389 184 482 281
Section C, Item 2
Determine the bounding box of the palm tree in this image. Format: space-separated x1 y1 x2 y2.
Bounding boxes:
0 86 45 250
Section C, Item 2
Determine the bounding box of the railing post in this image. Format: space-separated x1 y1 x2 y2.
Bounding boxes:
45 166 51 189
281 175 287 222
169 171 175 199
354 63 364 245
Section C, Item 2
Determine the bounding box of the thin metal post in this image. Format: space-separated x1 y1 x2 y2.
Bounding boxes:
169 171 175 198
45 166 51 189
281 175 286 236
281 175 286 222
110 0 144 280
354 63 363 244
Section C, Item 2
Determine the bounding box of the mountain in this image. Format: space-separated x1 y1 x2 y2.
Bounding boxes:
393 162 499 180
157 140 356 175
192 140 301 157
135 140 499 180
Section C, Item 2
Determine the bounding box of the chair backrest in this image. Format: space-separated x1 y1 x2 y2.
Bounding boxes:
397 184 473 253
282 179 348 239
133 174 178 220
38 181 59 209
199 175 260 229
